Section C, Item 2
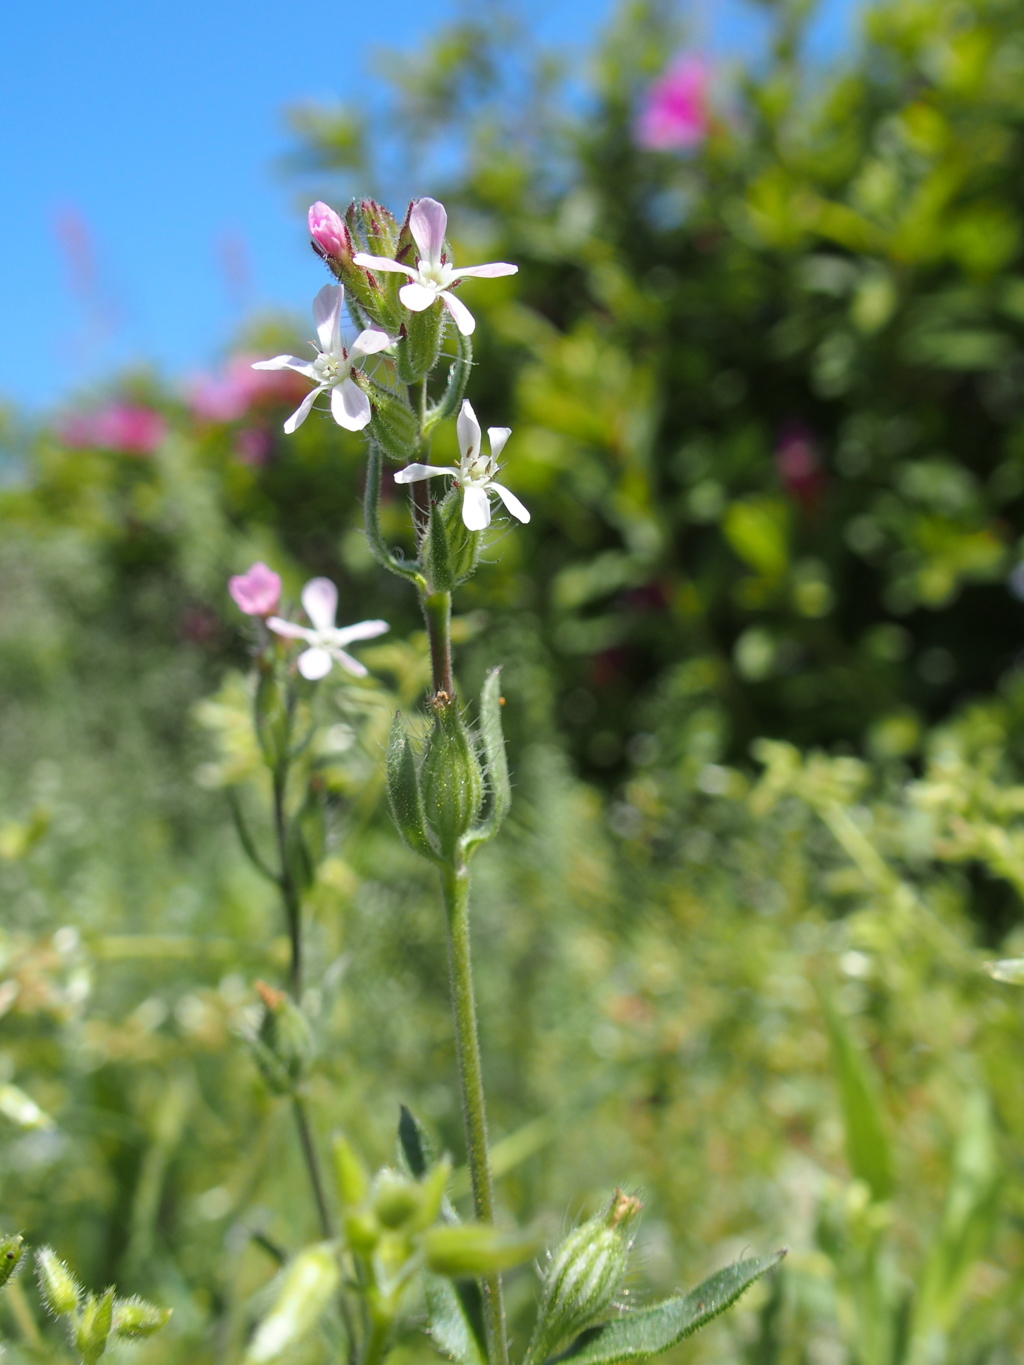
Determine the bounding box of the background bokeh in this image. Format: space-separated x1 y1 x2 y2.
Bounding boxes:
2 0 1024 1361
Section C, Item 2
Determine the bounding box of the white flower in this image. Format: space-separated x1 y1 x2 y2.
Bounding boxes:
268 578 389 680
352 197 517 337
395 400 530 532
253 284 394 434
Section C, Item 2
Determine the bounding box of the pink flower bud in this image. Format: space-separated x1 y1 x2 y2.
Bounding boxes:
308 201 348 259
229 562 282 617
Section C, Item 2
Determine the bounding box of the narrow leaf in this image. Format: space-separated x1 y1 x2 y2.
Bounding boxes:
555 1252 786 1365
426 1275 487 1365
398 1104 434 1178
821 992 893 1202
464 669 511 855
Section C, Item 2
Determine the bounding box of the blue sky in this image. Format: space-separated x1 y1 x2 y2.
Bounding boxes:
0 0 862 414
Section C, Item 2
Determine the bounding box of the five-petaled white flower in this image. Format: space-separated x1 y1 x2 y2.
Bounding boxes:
268 578 389 680
352 198 517 337
253 284 393 434
395 400 530 532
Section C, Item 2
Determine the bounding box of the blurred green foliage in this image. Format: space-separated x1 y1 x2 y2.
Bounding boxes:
3 0 1024 1359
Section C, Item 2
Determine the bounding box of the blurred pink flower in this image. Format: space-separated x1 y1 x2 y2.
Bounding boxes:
308 201 349 259
636 55 710 152
229 562 282 617
59 403 167 455
775 424 826 510
233 427 273 466
187 355 308 423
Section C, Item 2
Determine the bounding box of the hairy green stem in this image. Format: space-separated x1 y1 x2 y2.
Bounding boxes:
423 590 453 698
441 864 508 1365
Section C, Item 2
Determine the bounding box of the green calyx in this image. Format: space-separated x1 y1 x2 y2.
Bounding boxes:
419 695 485 863
248 981 315 1094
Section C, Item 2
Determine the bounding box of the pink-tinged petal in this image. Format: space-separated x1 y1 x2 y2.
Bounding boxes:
462 485 491 531
335 618 390 646
283 387 321 435
440 290 476 336
329 649 368 678
457 400 482 462
302 577 338 632
487 426 512 462
308 202 347 257
489 480 530 523
331 379 372 431
298 647 333 680
348 329 393 362
399 281 438 312
312 283 344 355
409 197 447 268
394 463 458 484
253 355 316 377
452 262 518 279
229 562 282 616
267 617 313 642
352 252 417 278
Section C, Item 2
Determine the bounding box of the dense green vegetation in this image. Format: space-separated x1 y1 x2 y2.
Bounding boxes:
3 0 1024 1359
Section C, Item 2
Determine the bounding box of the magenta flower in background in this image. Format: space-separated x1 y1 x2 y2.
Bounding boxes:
775 424 826 510
636 55 710 152
229 562 282 617
60 403 167 455
187 355 307 423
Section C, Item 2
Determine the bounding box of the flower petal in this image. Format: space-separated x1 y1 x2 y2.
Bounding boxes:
452 262 518 279
331 378 371 431
352 252 417 278
462 484 491 531
335 618 390 646
283 386 322 434
409 197 447 268
267 617 313 642
400 281 438 312
349 329 394 362
457 400 482 463
329 649 368 678
487 426 512 462
440 290 476 336
312 283 344 355
302 577 338 633
394 463 456 484
490 480 530 524
298 647 333 680
253 355 315 376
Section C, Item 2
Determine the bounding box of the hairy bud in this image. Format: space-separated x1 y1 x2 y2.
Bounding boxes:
112 1296 172 1339
527 1191 642 1364
36 1246 81 1317
363 381 419 464
248 982 314 1094
308 201 348 261
75 1287 114 1365
420 694 484 860
396 307 444 384
423 1223 542 1277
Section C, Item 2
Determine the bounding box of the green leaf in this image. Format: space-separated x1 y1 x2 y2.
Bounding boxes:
464 669 511 855
555 1252 786 1365
398 1103 434 1178
821 992 893 1203
426 1275 487 1365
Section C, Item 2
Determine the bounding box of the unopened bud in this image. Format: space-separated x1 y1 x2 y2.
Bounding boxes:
364 381 419 463
437 487 481 585
397 307 444 384
350 199 400 259
344 1210 380 1254
245 1244 340 1364
527 1192 642 1364
420 693 484 859
36 1246 81 1317
75 1286 114 1365
112 1296 172 1339
0 1234 23 1288
332 1135 369 1208
372 1169 421 1230
249 983 314 1094
308 202 348 260
423 1223 542 1277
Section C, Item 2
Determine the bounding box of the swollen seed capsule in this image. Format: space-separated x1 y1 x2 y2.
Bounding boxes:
36 1246 81 1317
112 1296 172 1339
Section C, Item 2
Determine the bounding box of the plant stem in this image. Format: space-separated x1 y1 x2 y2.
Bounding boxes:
423 590 453 697
292 1096 333 1241
441 863 508 1365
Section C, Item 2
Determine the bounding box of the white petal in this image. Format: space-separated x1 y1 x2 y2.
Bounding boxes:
490 480 530 523
302 577 338 632
394 463 456 484
457 400 482 462
312 283 344 355
334 618 390 646
462 484 491 531
453 262 518 279
352 252 417 278
283 386 322 434
329 650 368 678
253 354 315 376
409 197 447 268
400 281 438 312
440 290 476 336
298 647 333 680
332 379 371 431
267 617 313 642
487 426 512 461
349 329 393 362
